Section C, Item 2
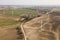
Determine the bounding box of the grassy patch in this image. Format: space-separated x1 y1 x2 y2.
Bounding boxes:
0 9 37 16
0 18 19 27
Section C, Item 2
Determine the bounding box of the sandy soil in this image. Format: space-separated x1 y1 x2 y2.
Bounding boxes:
0 24 18 40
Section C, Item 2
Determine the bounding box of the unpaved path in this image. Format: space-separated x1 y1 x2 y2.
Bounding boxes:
22 16 56 40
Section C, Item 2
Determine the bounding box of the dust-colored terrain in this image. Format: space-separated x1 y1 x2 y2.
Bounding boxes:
0 23 24 40
23 14 60 40
0 25 17 40
0 9 60 40
0 25 16 40
0 14 24 40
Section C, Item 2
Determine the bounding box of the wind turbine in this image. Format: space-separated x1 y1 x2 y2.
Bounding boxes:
2 7 5 14
3 9 5 14
11 7 14 16
46 8 54 31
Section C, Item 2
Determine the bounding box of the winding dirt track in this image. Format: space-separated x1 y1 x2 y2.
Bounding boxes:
0 12 60 40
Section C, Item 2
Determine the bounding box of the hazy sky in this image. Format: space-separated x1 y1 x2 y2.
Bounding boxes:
0 0 60 6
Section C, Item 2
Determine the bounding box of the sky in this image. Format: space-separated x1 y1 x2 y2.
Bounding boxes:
0 0 60 6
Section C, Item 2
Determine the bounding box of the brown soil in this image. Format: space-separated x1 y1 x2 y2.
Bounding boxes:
23 14 60 40
0 14 60 40
0 14 24 40
0 23 24 40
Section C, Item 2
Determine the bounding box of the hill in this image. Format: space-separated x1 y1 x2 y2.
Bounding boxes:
23 14 60 40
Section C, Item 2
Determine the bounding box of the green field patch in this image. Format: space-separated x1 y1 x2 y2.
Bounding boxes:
0 18 19 27
0 9 37 16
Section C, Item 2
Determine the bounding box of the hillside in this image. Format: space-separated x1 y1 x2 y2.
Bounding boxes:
0 8 60 40
23 14 60 40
